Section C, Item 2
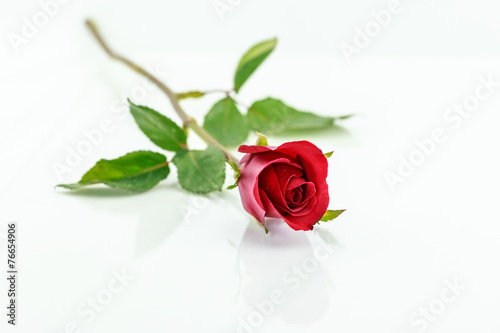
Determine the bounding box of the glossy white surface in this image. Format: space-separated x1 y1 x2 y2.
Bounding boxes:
1 1 500 332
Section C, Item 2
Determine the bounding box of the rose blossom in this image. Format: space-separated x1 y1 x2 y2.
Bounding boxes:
237 140 329 231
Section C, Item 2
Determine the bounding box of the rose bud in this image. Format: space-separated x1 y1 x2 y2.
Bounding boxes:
237 140 329 231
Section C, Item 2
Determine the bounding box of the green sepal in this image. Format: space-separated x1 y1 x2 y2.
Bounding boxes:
255 132 269 146
320 209 345 222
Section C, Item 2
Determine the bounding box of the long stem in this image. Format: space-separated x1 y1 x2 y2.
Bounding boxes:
85 20 240 164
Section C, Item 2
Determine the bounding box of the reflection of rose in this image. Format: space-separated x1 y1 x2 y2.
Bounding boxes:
238 141 329 231
238 221 331 326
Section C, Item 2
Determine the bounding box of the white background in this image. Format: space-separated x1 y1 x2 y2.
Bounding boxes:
1 0 500 332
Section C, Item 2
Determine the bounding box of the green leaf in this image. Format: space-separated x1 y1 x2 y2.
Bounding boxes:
234 38 277 93
57 151 170 192
247 98 336 133
320 210 345 222
173 146 226 194
254 132 269 146
176 91 206 100
128 99 187 151
324 151 333 158
338 114 355 120
203 97 249 147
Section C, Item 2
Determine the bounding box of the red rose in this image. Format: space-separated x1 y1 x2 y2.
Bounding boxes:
237 140 329 231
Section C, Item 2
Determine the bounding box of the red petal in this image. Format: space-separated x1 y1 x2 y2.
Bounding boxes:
275 141 328 189
238 152 295 224
259 188 284 220
283 184 329 231
258 166 288 208
273 163 304 194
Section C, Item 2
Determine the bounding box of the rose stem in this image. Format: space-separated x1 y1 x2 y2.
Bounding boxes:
85 19 240 165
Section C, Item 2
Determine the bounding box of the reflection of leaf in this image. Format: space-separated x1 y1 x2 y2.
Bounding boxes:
316 228 340 249
227 239 238 248
62 183 186 257
134 192 184 256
